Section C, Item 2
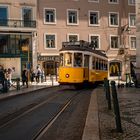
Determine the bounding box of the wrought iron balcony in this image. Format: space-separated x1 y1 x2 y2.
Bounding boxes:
0 19 36 28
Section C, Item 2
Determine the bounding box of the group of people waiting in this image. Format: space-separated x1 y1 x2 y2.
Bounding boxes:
21 65 45 88
0 65 13 92
30 66 45 83
0 64 46 92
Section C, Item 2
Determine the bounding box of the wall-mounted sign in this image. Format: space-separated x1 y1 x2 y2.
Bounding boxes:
109 61 121 77
37 55 59 61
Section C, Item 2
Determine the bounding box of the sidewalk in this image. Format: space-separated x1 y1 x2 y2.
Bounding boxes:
83 85 140 140
0 80 59 100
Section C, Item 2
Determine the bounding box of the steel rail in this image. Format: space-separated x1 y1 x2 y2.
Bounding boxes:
32 92 81 140
0 94 59 129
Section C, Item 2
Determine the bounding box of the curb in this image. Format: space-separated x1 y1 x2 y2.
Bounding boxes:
0 85 58 101
82 89 100 140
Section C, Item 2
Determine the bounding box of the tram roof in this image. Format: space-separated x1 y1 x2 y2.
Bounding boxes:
60 40 107 58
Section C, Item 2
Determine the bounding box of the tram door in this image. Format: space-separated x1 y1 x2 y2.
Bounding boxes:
84 55 89 80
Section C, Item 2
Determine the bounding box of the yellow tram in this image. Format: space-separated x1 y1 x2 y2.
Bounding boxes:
58 40 108 86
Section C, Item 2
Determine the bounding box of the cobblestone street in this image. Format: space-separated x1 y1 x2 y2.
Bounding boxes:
97 87 140 140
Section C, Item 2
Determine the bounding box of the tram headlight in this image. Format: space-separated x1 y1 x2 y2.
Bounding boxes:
65 74 70 78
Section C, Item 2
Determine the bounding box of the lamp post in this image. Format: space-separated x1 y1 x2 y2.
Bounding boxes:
120 24 130 81
27 43 30 84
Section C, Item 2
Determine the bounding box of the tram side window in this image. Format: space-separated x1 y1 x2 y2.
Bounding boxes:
105 62 108 70
96 59 99 70
74 53 82 67
101 60 103 70
99 59 101 70
84 55 89 68
60 53 63 66
64 53 72 67
92 57 95 69
103 61 108 70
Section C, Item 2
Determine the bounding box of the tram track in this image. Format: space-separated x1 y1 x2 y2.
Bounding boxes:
0 86 64 127
32 92 80 140
0 86 91 140
0 93 59 129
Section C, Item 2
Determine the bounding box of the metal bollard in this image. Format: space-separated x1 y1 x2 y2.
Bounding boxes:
111 81 123 133
3 79 8 93
16 78 20 90
104 79 111 110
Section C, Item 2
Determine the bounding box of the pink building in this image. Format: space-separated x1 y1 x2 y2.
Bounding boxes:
0 0 37 78
37 0 136 80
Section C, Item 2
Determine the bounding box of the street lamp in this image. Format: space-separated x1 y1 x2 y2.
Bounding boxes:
119 24 131 81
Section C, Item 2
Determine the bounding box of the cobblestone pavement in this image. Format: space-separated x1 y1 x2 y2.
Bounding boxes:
97 87 140 140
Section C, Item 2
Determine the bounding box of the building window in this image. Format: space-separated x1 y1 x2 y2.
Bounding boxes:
129 13 136 27
44 8 56 24
130 36 136 49
67 34 79 42
89 35 100 49
67 9 78 25
128 0 135 5
89 11 99 26
22 7 33 27
110 36 119 49
45 34 56 49
109 12 119 26
108 0 119 4
88 0 99 2
0 6 8 26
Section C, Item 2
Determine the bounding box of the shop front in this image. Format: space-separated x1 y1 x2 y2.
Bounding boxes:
0 33 33 78
37 55 59 76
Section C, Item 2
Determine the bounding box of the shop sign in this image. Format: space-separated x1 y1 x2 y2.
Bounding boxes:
109 61 121 77
38 56 59 61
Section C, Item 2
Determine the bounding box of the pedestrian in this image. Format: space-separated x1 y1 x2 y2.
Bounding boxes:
30 68 35 83
41 68 45 83
22 67 28 88
7 68 12 84
0 65 5 92
35 66 39 83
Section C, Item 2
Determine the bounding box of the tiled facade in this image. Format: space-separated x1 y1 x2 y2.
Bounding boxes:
37 0 136 80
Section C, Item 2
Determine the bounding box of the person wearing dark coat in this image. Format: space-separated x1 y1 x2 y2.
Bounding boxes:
22 68 28 88
0 66 6 92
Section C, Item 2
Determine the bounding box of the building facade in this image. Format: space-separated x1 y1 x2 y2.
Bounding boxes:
0 0 37 78
136 0 140 83
37 0 136 80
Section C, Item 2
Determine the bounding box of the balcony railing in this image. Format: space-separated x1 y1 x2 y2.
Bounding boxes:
0 19 36 28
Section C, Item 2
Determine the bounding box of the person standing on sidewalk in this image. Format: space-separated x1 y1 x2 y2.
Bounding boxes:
0 65 5 92
22 67 28 88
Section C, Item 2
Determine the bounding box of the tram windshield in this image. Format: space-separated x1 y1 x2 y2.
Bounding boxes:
74 53 82 67
64 53 72 67
60 53 63 66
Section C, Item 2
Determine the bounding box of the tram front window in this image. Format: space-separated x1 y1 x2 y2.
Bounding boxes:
60 53 64 66
74 53 82 67
64 53 72 67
